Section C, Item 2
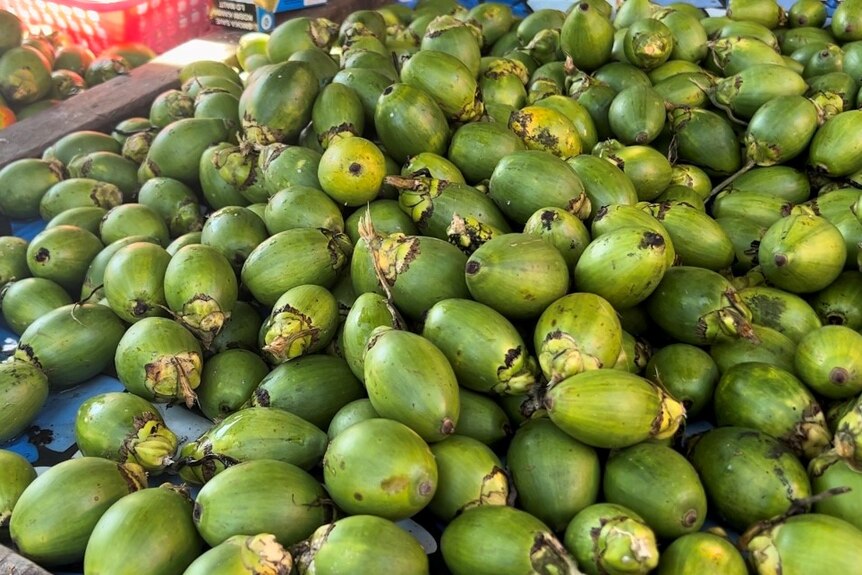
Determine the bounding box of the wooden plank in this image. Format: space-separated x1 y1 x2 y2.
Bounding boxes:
0 544 52 575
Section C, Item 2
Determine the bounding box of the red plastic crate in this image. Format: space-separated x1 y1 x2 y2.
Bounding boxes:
0 0 213 55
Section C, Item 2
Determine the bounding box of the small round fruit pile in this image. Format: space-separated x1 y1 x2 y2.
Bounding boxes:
0 8 156 128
